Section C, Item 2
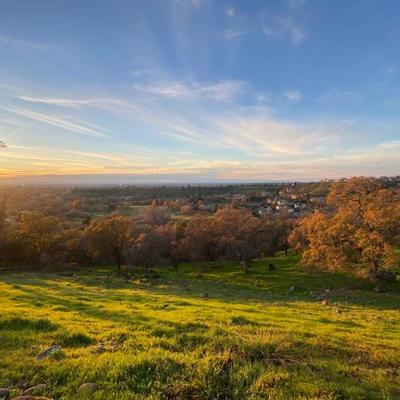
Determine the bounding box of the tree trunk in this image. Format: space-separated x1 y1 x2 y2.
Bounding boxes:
116 253 122 271
241 260 250 274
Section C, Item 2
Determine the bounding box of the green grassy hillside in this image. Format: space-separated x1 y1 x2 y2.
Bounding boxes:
0 254 399 399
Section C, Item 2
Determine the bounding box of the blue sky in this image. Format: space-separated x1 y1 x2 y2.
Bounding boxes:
0 0 399 183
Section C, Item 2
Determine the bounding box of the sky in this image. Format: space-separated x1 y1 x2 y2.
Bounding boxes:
0 0 399 183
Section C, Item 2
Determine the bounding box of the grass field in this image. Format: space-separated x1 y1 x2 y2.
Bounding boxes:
0 254 399 400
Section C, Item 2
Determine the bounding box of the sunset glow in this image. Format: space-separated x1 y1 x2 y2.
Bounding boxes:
1 1 399 182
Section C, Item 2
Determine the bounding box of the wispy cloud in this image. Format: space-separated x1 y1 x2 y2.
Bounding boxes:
2 107 111 139
16 95 137 112
173 0 202 8
262 17 306 44
0 117 19 125
201 80 246 101
377 140 400 149
134 79 246 101
284 90 303 102
223 4 307 44
18 96 94 108
211 114 338 158
225 6 235 17
135 81 192 98
288 0 308 10
0 34 50 51
224 30 249 40
318 88 363 103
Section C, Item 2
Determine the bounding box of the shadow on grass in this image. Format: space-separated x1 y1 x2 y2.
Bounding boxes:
0 316 58 331
0 254 399 313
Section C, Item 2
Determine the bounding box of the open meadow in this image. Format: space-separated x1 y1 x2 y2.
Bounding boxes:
0 254 399 400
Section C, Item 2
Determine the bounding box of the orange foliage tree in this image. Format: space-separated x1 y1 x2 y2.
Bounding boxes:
289 177 400 280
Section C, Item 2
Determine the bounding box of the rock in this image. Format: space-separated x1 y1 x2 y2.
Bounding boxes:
22 385 46 396
93 343 106 354
321 299 329 306
324 288 331 295
36 345 61 361
374 286 384 293
0 388 10 400
77 383 96 394
288 285 296 292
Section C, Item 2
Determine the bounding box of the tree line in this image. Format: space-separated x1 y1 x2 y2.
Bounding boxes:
0 177 399 281
0 199 291 274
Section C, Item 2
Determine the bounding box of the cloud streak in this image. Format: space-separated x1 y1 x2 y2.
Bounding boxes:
1 107 111 139
0 34 51 51
134 79 246 101
224 30 249 40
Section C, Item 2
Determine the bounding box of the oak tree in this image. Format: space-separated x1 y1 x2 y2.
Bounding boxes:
290 177 400 280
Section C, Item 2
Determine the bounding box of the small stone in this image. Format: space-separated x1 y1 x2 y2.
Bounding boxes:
36 345 61 361
324 288 331 295
93 343 105 354
77 383 96 394
22 385 46 396
321 299 329 306
288 285 296 292
0 388 10 400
